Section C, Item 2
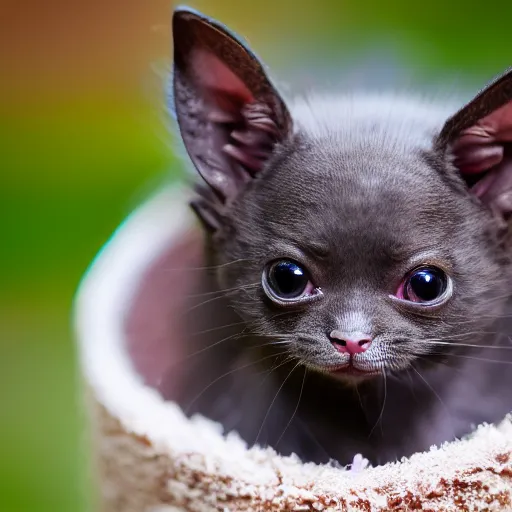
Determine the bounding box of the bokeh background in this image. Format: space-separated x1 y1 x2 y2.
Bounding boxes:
2 1 511 510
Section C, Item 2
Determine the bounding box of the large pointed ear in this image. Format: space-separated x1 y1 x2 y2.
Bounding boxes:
436 69 512 225
171 7 292 219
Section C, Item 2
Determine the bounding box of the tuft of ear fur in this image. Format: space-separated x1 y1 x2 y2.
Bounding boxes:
437 68 512 224
171 7 292 231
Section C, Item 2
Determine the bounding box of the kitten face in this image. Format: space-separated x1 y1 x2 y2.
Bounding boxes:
171 8 512 382
211 135 510 380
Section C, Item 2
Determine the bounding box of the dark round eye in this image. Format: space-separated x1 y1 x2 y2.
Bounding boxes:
266 260 313 300
403 267 448 303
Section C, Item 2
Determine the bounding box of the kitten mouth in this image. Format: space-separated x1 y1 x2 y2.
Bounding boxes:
332 366 379 377
327 361 381 378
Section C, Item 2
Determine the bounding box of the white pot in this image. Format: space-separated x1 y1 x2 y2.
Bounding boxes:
74 185 512 511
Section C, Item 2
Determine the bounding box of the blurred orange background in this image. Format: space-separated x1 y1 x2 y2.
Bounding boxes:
2 1 511 510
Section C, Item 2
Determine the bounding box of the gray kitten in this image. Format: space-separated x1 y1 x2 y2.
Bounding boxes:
168 7 512 466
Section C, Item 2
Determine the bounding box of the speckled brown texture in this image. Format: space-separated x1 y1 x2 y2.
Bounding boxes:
75 187 512 512
87 388 512 511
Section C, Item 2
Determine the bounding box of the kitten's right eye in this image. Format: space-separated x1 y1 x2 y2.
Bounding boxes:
263 260 317 303
397 266 450 304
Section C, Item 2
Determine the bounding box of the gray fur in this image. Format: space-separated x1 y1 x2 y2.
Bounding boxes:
170 7 512 466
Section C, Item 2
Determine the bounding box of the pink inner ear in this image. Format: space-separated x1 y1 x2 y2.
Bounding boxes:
452 102 512 175
192 48 254 104
189 49 281 176
451 101 512 216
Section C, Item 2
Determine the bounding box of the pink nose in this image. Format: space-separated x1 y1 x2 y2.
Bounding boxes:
330 330 372 355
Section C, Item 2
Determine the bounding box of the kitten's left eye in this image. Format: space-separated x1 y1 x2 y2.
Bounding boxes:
263 260 317 302
397 266 449 304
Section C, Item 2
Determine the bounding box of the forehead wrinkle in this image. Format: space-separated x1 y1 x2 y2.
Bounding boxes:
241 143 460 263
258 189 452 263
322 214 452 274
253 194 445 266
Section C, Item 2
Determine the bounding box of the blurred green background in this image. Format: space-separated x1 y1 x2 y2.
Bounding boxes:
1 1 511 510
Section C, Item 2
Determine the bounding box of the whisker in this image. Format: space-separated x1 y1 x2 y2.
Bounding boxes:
187 282 260 299
414 354 466 375
405 368 419 402
422 329 503 339
180 330 247 362
182 282 262 316
422 352 512 364
410 363 456 441
368 365 387 439
421 340 512 350
276 365 307 447
354 384 365 416
164 258 250 273
184 352 279 413
295 416 332 462
180 292 242 317
246 339 293 352
190 320 248 337
257 355 295 380
254 361 302 447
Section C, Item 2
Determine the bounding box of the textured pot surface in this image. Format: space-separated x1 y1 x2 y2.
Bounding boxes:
75 186 512 511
